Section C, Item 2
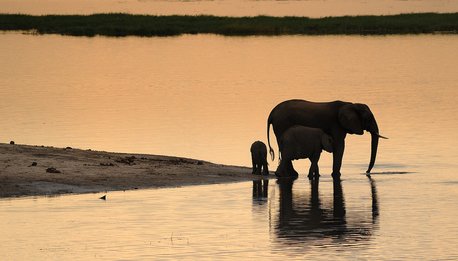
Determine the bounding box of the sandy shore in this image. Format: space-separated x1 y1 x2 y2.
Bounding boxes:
0 143 270 198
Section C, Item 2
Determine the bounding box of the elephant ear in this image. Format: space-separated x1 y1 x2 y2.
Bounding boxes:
338 104 364 135
321 134 334 153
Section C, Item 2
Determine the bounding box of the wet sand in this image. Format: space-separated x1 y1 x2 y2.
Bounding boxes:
0 143 267 198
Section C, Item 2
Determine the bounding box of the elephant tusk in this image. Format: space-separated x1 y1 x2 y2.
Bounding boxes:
377 133 388 139
371 132 388 139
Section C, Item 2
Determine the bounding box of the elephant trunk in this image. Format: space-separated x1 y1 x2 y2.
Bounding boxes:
366 120 380 174
367 133 379 174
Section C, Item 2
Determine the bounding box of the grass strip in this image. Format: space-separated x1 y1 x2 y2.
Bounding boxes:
0 13 457 37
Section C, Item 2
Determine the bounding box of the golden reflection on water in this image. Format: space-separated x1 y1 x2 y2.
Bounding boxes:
1 30 458 260
0 175 457 259
2 0 458 17
1 34 457 175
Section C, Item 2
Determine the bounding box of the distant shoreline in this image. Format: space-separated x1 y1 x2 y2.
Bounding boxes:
0 13 457 37
0 143 265 198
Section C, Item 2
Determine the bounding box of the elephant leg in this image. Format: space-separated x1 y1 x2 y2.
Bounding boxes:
252 157 256 174
308 162 320 180
314 154 321 178
287 161 298 178
308 165 314 180
332 138 345 180
256 164 262 175
315 163 320 178
308 155 320 180
275 159 295 177
275 160 284 177
262 161 269 176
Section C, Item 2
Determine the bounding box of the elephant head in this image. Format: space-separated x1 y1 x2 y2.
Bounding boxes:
321 134 334 153
338 103 387 174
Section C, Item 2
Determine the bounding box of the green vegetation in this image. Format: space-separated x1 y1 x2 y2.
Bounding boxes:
0 13 457 37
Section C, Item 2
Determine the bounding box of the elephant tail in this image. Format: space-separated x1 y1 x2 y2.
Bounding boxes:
267 114 275 161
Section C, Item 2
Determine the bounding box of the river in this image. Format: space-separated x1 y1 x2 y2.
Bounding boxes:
0 17 457 260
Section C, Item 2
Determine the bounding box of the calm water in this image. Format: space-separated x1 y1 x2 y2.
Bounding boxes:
1 33 457 171
1 33 458 259
1 175 457 259
2 0 458 17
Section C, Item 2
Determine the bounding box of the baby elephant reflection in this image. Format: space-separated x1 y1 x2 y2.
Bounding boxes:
250 141 269 175
252 179 269 202
275 126 333 179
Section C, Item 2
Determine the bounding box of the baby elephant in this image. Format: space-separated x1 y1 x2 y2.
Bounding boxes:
275 126 333 179
250 141 269 175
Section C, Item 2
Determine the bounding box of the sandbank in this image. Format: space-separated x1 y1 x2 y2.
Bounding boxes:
0 143 269 198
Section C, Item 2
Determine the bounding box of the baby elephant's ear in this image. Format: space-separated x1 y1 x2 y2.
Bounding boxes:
321 135 334 153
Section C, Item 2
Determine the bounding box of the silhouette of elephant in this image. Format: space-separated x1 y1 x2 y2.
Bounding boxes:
267 99 387 179
273 177 379 249
250 141 269 175
275 125 333 179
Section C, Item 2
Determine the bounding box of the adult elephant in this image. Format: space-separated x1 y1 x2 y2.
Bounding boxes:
267 99 387 179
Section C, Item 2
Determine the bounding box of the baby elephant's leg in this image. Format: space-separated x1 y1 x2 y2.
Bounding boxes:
256 163 262 175
262 160 269 176
308 155 321 180
251 156 257 174
312 162 320 178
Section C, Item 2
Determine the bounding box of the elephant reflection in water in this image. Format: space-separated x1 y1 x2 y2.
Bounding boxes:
274 177 379 247
369 176 379 219
252 179 269 203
